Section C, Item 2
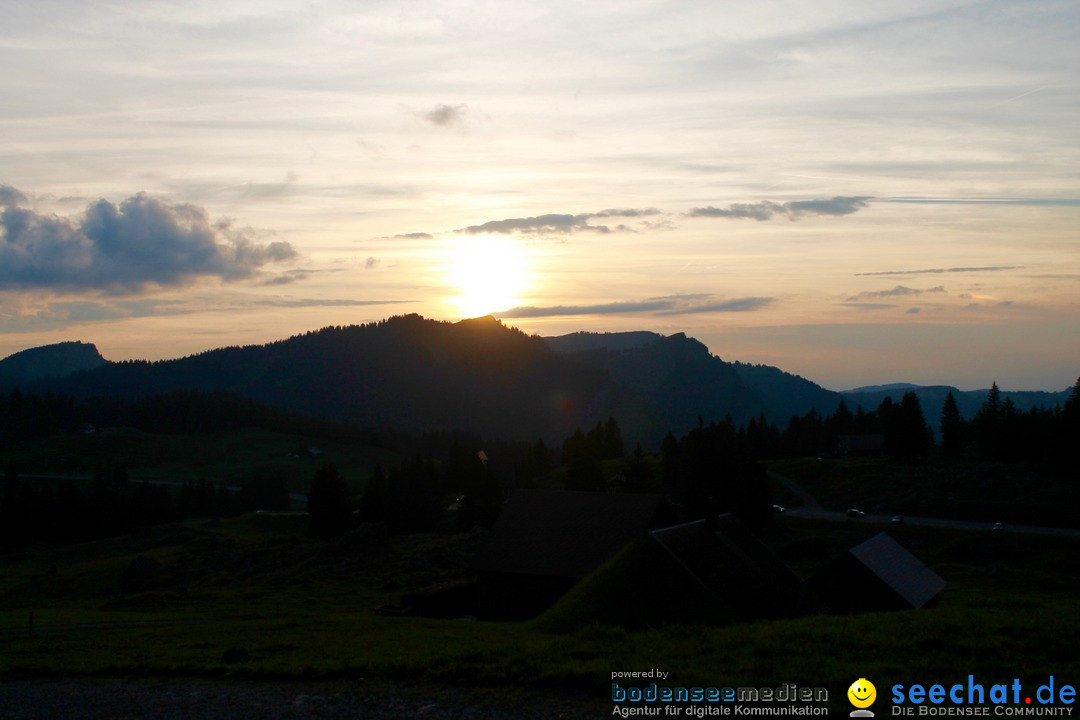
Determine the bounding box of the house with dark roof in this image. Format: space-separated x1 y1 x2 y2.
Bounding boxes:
650 516 820 621
809 532 946 612
469 489 676 620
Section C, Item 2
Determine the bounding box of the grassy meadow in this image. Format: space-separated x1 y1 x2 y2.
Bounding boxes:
3 504 1078 714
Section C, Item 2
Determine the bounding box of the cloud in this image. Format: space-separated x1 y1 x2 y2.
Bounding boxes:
0 187 296 294
497 294 774 319
688 196 872 221
457 208 662 236
855 266 1021 276
423 103 468 127
846 285 947 301
392 232 433 240
365 256 379 269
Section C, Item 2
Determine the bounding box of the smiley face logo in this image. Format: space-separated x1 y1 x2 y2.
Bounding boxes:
848 678 876 709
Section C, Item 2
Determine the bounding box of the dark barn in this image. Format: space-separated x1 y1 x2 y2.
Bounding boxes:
469 490 675 620
650 516 820 621
809 532 946 613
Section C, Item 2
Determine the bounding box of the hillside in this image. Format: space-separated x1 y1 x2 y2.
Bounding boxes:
26 316 627 443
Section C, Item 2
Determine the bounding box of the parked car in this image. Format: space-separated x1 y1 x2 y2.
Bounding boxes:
891 515 905 525
992 522 1005 532
846 508 866 519
771 504 786 514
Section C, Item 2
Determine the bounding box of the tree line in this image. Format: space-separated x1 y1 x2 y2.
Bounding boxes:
2 379 1077 545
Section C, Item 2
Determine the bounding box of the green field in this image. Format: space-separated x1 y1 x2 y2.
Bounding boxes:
2 509 1078 714
767 455 1080 528
3 426 405 495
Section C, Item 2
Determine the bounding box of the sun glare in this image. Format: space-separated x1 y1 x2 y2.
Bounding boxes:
445 235 529 318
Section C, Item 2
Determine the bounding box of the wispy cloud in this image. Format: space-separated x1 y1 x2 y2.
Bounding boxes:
0 185 297 294
656 297 775 315
688 196 872 221
846 285 946 300
843 302 898 311
253 298 414 308
879 197 1080 206
497 294 774 319
457 208 663 236
0 298 193 332
855 266 1022 277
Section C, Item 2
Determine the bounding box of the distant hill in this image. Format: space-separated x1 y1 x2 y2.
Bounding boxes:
841 385 1072 429
543 332 843 435
543 331 766 442
844 382 921 394
0 341 107 390
729 361 842 421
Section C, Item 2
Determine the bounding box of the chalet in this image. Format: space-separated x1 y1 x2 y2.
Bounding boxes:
470 489 819 624
469 489 676 620
649 516 820 621
809 532 946 612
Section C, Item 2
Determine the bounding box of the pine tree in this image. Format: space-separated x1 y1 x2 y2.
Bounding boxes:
308 463 352 540
940 391 965 454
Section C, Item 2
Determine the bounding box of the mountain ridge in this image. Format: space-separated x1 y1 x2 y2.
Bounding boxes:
3 316 1073 443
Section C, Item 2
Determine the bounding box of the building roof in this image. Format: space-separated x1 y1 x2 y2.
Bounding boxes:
470 489 668 579
847 532 945 608
650 516 818 619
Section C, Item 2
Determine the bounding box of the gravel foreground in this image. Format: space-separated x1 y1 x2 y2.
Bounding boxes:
0 677 604 719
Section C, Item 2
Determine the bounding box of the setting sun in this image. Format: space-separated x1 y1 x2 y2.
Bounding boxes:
445 235 529 318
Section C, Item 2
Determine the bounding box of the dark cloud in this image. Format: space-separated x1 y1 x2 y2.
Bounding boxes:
457 208 661 236
0 187 296 294
423 104 468 127
855 266 1021 276
497 294 774 319
0 185 27 208
393 232 433 240
688 196 872 221
365 256 379 269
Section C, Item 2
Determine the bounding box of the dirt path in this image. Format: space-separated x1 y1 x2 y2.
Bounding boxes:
767 471 823 510
0 677 601 719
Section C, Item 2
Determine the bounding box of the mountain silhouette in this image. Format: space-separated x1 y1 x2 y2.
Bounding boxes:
6 315 1072 444
0 341 107 390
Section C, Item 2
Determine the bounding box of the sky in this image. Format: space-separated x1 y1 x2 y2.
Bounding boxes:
1 0 1078 391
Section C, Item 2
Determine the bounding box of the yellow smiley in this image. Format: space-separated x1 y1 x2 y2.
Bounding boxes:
848 678 876 708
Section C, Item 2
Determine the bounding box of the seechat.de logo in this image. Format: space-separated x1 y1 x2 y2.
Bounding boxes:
848 678 877 717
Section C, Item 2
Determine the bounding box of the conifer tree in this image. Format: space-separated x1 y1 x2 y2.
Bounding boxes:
940 391 965 454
